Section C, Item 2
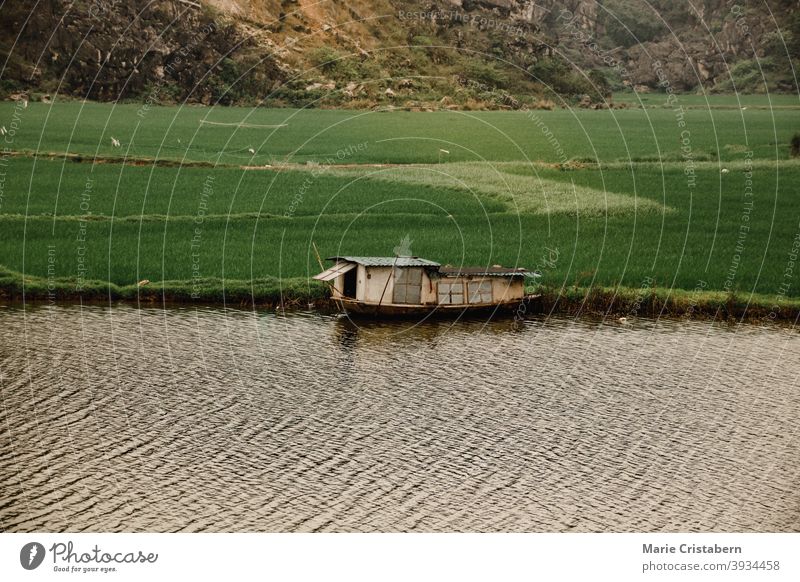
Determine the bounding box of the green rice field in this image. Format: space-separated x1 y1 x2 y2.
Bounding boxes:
1 97 799 316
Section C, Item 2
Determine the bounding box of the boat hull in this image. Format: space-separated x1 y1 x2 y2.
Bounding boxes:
333 295 541 318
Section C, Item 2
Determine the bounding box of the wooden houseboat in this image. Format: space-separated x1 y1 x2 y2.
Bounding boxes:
313 256 539 316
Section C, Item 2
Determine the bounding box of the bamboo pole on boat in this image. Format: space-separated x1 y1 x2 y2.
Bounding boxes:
377 255 399 308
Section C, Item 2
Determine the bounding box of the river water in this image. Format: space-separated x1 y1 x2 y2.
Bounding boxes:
1 305 798 532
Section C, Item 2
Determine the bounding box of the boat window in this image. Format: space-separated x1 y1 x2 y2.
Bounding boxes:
438 281 464 304
467 280 493 303
393 267 423 304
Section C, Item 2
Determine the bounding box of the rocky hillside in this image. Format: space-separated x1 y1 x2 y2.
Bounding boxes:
1 0 798 108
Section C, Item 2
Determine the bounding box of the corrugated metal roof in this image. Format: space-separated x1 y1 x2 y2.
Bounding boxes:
327 256 440 267
439 266 531 277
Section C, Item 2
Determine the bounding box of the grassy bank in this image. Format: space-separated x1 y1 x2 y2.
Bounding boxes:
536 285 800 322
0 265 325 308
5 262 798 321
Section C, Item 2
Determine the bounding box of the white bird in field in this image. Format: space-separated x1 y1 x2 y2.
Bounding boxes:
22 99 28 108
248 147 256 154
110 137 121 147
721 168 729 174
0 126 6 135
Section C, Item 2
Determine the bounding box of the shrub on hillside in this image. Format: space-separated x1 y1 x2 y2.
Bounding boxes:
791 133 800 158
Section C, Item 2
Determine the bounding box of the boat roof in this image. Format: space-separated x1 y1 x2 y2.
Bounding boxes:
327 256 441 267
439 266 531 277
313 261 357 281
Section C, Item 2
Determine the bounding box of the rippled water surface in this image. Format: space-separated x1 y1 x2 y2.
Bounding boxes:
1 305 798 532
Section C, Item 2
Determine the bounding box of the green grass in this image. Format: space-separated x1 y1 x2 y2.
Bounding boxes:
1 99 799 317
3 161 798 296
612 92 800 109
1 99 798 166
0 157 506 218
326 162 667 215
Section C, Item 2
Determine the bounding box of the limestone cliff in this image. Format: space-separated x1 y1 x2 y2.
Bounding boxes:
1 0 797 106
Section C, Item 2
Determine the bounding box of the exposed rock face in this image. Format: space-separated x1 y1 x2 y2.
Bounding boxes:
540 0 797 92
0 0 284 103
1 0 796 104
502 0 796 92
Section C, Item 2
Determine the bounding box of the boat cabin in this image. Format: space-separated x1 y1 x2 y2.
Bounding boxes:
313 256 532 313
